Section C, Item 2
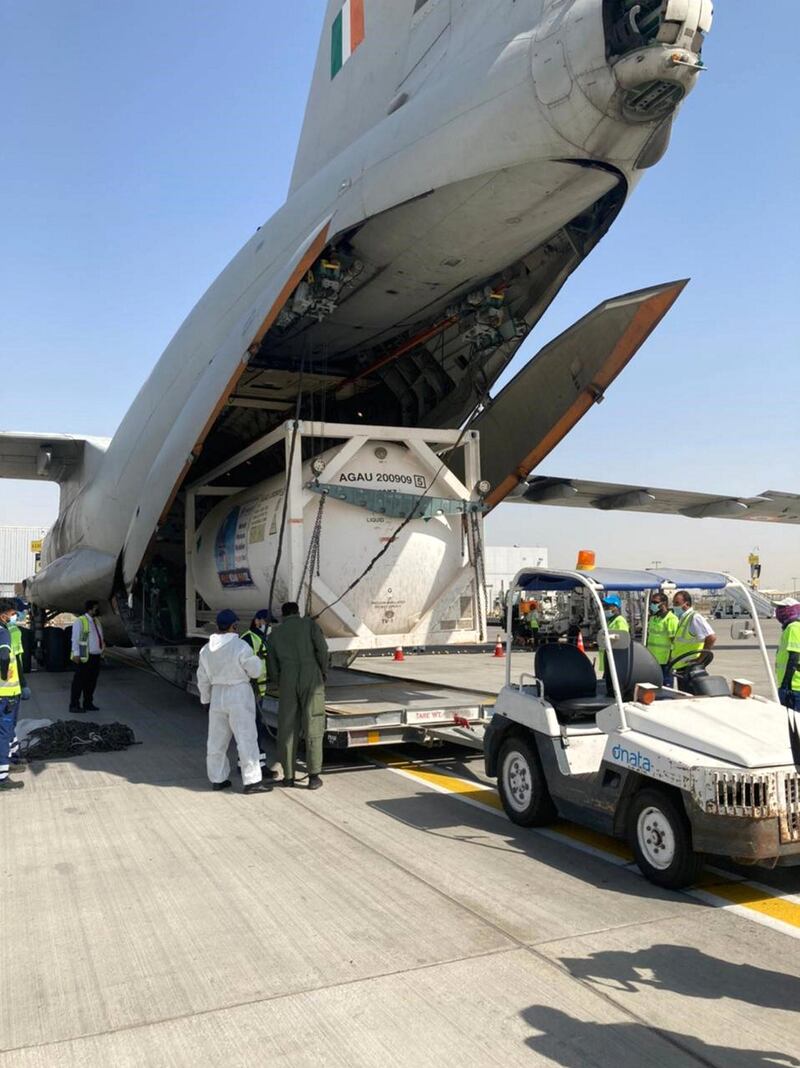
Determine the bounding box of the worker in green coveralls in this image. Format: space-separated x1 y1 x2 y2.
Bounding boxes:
267 602 329 790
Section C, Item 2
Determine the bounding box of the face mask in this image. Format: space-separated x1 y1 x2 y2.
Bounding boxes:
673 606 685 619
649 603 660 615
8 614 18 625
604 610 614 622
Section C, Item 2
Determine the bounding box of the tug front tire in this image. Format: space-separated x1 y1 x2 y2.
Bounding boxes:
497 735 556 827
629 787 704 889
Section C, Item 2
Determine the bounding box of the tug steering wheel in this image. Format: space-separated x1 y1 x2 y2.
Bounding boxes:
666 650 715 675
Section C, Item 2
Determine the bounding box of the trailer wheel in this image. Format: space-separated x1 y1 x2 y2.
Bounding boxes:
629 788 704 889
497 735 556 827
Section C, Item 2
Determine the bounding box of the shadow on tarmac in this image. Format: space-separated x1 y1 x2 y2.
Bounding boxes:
365 790 692 908
520 1006 800 1068
558 945 800 1013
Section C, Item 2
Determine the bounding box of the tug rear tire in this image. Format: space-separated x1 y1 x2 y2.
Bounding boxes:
497 735 556 827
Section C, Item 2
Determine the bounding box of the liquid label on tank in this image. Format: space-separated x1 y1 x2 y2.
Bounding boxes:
215 503 257 589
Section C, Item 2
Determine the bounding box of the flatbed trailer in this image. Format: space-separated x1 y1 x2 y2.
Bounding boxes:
125 646 493 751
260 667 493 750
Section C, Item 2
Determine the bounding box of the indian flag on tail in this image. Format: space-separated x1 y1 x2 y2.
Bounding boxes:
331 0 365 79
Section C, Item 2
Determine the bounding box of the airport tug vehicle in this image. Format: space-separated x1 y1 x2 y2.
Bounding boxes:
484 568 800 888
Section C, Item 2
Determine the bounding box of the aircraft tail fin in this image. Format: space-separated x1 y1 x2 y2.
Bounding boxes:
290 0 435 192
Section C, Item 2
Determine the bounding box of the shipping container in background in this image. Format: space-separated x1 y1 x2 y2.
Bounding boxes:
0 526 47 597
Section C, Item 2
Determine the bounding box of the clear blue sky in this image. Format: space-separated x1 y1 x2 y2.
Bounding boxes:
3 2 799 587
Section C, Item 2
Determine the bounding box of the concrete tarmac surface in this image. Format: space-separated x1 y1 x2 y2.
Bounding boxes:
1 655 798 1067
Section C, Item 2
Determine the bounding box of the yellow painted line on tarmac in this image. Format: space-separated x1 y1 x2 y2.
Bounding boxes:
379 752 504 811
697 878 800 929
552 821 632 861
376 751 800 938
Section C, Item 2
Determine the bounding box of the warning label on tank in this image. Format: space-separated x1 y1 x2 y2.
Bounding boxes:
215 503 256 589
247 499 270 544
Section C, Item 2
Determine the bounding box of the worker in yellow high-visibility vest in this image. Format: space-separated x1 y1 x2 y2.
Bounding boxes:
671 591 716 673
6 601 32 774
598 594 629 678
0 599 24 793
240 609 277 780
646 592 679 686
775 598 800 710
69 600 105 714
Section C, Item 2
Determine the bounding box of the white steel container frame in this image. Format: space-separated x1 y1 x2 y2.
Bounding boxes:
185 421 485 652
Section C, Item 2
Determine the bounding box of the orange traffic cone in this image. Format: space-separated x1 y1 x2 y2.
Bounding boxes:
393 646 405 662
493 637 505 658
576 630 585 653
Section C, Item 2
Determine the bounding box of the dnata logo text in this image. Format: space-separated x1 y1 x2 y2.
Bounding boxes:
612 744 652 773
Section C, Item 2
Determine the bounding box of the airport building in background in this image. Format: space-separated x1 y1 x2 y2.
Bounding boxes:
485 545 548 608
0 526 46 597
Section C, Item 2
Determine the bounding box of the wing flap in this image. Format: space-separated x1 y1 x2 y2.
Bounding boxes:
509 476 800 524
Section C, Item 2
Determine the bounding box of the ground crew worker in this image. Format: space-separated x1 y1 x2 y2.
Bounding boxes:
647 592 679 685
197 609 271 795
241 609 275 778
6 602 31 773
69 600 105 714
0 599 24 792
774 598 800 709
526 604 541 647
671 591 716 672
267 601 329 790
598 594 629 677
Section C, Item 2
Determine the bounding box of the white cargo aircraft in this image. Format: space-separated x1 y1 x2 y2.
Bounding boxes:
5 0 793 654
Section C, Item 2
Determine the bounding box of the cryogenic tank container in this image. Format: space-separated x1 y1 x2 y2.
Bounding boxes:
192 439 476 641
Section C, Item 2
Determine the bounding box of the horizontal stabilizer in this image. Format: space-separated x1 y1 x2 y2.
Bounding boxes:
464 281 687 507
509 476 800 525
0 432 110 483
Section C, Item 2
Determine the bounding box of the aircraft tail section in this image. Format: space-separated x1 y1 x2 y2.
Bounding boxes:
0 432 109 485
290 0 429 192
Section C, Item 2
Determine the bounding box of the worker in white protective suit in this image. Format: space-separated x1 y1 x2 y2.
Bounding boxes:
197 609 273 795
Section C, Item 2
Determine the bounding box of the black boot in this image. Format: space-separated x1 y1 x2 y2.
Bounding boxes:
69 704 85 714
308 774 323 790
244 780 273 794
0 778 24 792
84 703 100 712
212 779 232 791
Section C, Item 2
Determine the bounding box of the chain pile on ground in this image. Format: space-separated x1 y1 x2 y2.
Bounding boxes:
20 721 138 760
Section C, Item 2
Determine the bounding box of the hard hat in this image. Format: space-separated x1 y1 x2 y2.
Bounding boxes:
216 609 239 627
254 608 272 621
601 594 622 609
